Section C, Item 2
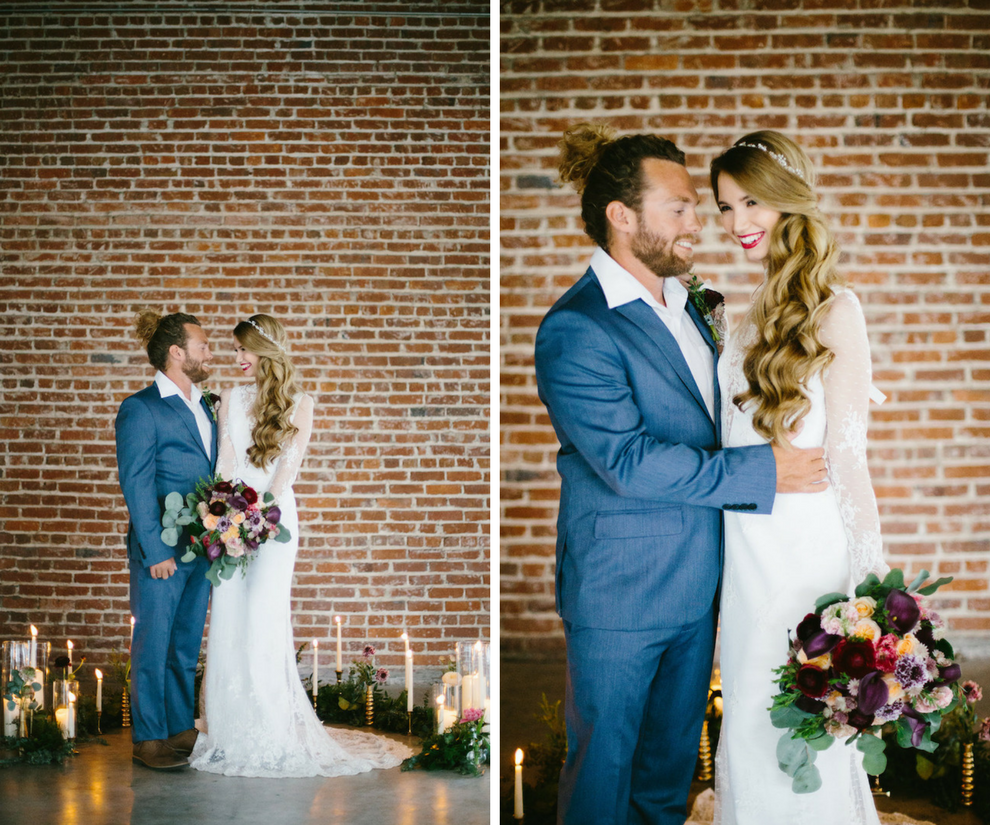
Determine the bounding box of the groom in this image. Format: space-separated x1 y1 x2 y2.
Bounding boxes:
115 311 216 770
535 127 829 825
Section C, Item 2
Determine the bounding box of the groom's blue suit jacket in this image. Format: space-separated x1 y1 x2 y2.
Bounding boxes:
116 384 218 567
536 267 777 632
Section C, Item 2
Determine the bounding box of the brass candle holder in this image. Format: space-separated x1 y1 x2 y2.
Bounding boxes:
962 741 975 806
365 685 374 726
121 687 131 728
696 720 713 781
407 710 413 736
336 670 342 684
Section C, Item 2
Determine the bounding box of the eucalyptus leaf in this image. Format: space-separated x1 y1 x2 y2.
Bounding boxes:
164 491 184 511
264 492 274 503
807 732 835 752
176 515 194 526
273 528 292 544
855 734 886 755
814 592 847 612
906 569 930 593
792 762 822 794
882 568 906 590
776 733 810 777
181 550 197 564
918 576 953 596
162 512 176 529
861 750 887 776
186 492 199 509
205 564 221 588
161 527 179 546
770 703 812 729
339 698 351 710
219 563 236 580
854 573 880 597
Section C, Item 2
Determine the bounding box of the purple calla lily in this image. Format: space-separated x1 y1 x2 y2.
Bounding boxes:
856 671 890 716
803 630 842 658
205 541 223 562
935 663 962 686
900 706 929 747
884 589 920 634
795 613 822 642
230 494 248 511
266 505 281 525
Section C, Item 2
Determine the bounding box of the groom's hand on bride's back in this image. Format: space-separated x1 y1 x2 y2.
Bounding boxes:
771 444 829 493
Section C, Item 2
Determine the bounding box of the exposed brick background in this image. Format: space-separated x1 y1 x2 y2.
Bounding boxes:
0 0 491 693
500 1 990 655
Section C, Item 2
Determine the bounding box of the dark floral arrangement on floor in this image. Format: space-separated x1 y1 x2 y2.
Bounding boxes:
401 707 489 777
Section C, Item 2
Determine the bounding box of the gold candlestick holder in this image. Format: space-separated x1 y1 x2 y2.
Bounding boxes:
96 710 102 735
121 687 131 728
336 670 342 684
365 685 374 726
696 720 713 781
872 773 890 797
962 741 975 806
407 710 413 736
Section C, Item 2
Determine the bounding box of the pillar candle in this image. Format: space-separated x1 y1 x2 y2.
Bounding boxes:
514 749 525 819
67 693 76 739
435 694 447 733
3 697 18 738
334 616 342 672
312 640 319 698
95 669 103 712
405 650 414 712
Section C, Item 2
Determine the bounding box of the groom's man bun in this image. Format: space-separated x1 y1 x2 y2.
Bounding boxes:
135 309 201 371
558 122 686 253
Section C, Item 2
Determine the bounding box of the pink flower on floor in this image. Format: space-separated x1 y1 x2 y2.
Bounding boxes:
460 707 484 723
979 717 990 743
963 680 983 704
374 668 388 684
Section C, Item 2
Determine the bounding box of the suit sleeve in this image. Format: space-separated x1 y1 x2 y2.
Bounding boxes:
115 396 174 567
536 307 777 512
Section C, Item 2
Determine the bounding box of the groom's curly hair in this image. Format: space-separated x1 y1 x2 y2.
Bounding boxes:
558 123 686 252
135 310 202 371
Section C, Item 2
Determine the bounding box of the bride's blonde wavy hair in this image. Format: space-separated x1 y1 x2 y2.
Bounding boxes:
710 131 844 445
233 314 302 470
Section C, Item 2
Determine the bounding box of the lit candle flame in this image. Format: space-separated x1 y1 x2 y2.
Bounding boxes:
67 640 74 651
30 625 37 637
515 748 524 766
401 631 408 641
69 692 76 703
436 694 445 706
314 639 318 648
95 669 102 680
131 616 136 626
334 615 341 624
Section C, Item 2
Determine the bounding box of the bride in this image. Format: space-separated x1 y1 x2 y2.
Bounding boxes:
188 314 409 777
710 133 888 823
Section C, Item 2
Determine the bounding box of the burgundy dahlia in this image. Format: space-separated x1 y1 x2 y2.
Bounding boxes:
214 480 234 494
208 499 227 517
796 664 829 699
242 486 258 505
832 640 877 679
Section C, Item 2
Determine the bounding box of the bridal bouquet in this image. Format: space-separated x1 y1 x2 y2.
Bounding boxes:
160 475 291 586
770 568 962 793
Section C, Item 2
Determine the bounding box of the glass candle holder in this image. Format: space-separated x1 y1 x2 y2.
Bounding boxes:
53 678 79 739
2 640 49 736
455 639 490 719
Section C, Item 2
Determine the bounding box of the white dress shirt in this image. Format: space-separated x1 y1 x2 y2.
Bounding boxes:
591 247 715 420
155 371 213 459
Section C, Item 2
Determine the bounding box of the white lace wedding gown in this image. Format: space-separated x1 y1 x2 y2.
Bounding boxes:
713 289 888 824
189 384 410 778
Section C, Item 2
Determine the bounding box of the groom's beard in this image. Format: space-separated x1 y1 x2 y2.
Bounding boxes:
182 357 210 384
631 225 695 280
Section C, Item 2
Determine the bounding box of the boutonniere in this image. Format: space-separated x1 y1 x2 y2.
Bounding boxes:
686 274 727 355
201 387 220 422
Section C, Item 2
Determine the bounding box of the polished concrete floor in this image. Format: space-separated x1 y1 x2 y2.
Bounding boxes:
0 726 490 825
501 653 990 825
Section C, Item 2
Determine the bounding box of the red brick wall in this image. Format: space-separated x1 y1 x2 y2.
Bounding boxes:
500 2 990 654
0 3 491 685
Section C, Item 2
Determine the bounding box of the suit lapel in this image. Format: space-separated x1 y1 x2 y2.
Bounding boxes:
686 299 722 438
200 395 218 469
162 393 211 462
614 299 713 423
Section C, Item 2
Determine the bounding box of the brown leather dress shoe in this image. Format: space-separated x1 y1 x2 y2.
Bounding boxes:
132 739 188 770
165 728 199 758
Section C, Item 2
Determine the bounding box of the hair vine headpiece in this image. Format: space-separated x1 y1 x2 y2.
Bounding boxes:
246 318 286 353
735 141 806 182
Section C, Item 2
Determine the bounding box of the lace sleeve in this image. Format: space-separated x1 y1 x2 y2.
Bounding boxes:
267 394 314 505
216 387 236 480
820 290 889 584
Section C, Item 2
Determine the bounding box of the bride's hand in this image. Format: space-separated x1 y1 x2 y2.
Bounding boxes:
771 443 829 494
